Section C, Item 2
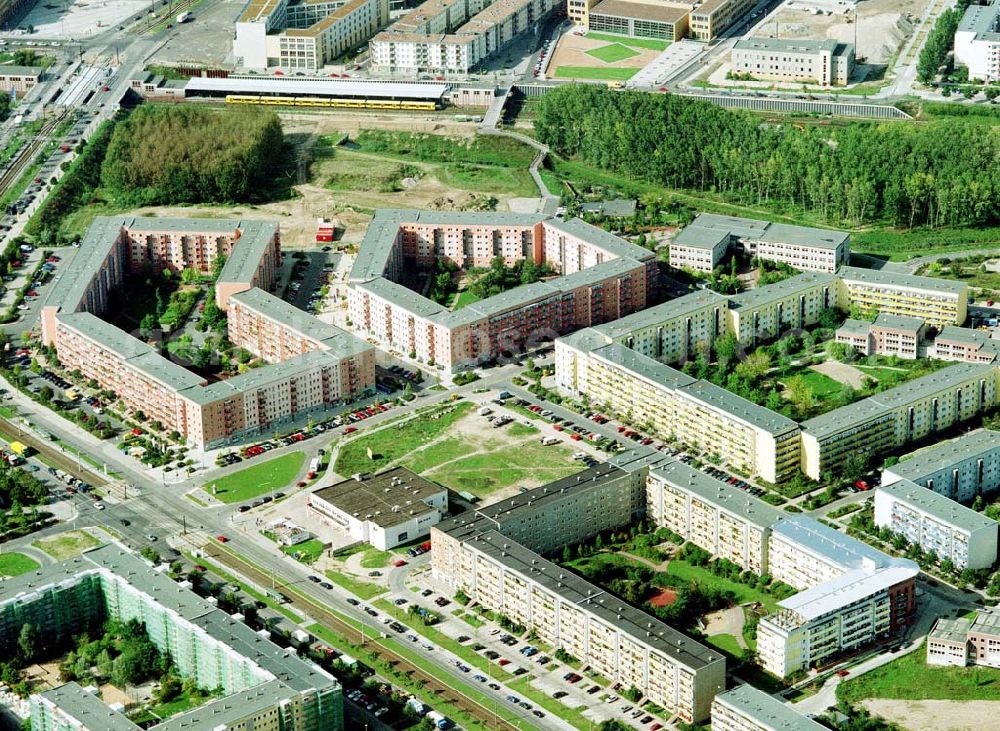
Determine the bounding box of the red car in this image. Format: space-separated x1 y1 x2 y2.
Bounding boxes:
216 535 229 543
344 426 357 434
570 433 581 441
854 480 870 491
617 425 626 433
836 669 850 677
393 559 407 567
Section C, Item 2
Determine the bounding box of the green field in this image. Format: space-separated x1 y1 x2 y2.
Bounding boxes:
452 289 482 310
585 43 640 63
208 451 306 503
665 558 779 612
507 422 538 437
33 530 100 560
426 441 579 497
705 633 743 657
0 552 40 576
283 538 326 564
554 66 637 81
839 640 1000 703
359 547 393 569
781 368 844 400
323 568 386 600
585 32 669 51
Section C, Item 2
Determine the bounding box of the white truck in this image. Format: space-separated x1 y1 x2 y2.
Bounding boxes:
425 711 453 729
177 11 191 22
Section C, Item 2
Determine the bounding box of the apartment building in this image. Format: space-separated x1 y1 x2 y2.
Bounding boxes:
955 0 1000 82
646 460 783 575
836 314 925 359
667 213 850 274
348 210 655 370
726 272 839 347
44 217 373 448
927 610 1000 668
932 326 1000 363
369 0 561 76
234 0 389 71
0 65 42 96
758 517 918 677
7 545 342 731
874 479 998 569
309 468 447 549
688 0 756 40
711 684 827 731
800 362 999 480
883 429 1000 503
435 529 725 722
837 266 968 328
731 37 854 85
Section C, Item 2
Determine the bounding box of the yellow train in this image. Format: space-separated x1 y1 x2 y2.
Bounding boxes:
224 95 439 111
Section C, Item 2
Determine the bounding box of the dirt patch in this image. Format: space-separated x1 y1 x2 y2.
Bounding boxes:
810 360 869 389
649 588 678 607
862 699 1000 731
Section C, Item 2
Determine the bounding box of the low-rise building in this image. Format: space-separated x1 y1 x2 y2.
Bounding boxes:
646 460 783 574
874 479 998 570
835 318 875 355
585 0 690 41
883 429 1000 503
309 468 447 549
955 0 1000 82
758 517 918 677
928 610 1000 668
731 37 854 86
869 313 925 360
932 326 1000 363
711 684 827 731
0 65 42 96
837 266 968 328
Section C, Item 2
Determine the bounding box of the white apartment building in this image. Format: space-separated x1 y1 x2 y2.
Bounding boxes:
711 684 827 731
874 479 998 570
646 461 783 575
731 37 854 86
309 468 447 549
758 517 918 677
668 214 850 274
955 0 1000 82
883 429 1000 503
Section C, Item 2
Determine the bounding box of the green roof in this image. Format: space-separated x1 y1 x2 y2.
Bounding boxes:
879 479 997 533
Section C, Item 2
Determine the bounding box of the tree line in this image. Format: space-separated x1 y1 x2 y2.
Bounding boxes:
101 105 284 205
534 85 1000 229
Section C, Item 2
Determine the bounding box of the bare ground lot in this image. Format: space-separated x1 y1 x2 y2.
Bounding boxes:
548 33 661 78
809 360 868 389
863 699 1000 731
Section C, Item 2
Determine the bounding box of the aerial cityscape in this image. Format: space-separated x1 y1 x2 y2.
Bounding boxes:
0 0 998 730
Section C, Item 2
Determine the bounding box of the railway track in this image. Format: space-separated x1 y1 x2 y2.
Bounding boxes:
136 0 201 35
207 545 534 731
0 113 66 201
0 414 108 487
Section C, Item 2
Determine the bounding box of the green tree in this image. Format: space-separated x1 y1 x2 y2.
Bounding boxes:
17 623 39 663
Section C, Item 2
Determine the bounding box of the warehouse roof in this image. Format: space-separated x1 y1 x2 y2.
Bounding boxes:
837 265 967 296
312 467 445 528
650 460 783 529
185 76 450 100
471 530 723 672
714 684 827 731
887 429 1000 484
879 479 998 533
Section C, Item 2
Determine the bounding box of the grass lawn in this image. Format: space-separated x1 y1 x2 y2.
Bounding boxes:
855 364 908 383
436 163 537 198
334 402 473 475
781 367 844 400
553 66 637 81
585 43 640 63
0 405 15 419
323 568 386 600
0 552 40 577
282 538 326 564
665 558 779 613
426 440 579 497
208 451 305 504
459 612 485 628
404 436 470 474
839 640 1000 703
507 422 538 437
705 633 743 657
359 547 393 569
33 530 100 560
452 289 482 310
506 676 591 731
585 32 669 51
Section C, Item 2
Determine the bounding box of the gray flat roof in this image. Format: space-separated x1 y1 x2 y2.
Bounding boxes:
714 684 827 731
670 225 730 251
678 379 799 435
56 312 207 392
312 467 444 528
594 289 729 340
591 343 697 391
124 216 243 234
183 350 345 404
0 65 43 77
772 515 898 572
543 216 655 262
231 287 371 359
358 277 447 319
47 215 127 313
936 326 993 346
879 479 997 534
216 219 279 286
686 212 770 239
836 318 872 337
959 0 1000 38
873 312 924 333
729 272 837 311
349 209 407 282
650 460 783 529
557 326 611 353
153 680 292 731
929 616 972 644
734 36 847 57
588 0 691 23
759 222 850 250
471 530 723 672
777 564 918 623
37 683 142 731
801 396 892 441
887 429 1000 483
185 76 450 100
837 265 967 297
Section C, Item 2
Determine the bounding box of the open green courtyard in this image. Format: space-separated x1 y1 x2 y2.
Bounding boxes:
664 558 781 613
839 640 1000 703
208 451 306 504
553 66 638 81
0 551 40 576
585 43 640 63
33 530 100 560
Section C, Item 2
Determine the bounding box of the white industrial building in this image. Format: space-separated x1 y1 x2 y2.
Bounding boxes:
874 479 998 570
308 467 447 549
